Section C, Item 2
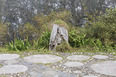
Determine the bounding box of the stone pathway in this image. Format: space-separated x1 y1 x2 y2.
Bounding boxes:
0 65 28 74
0 52 116 77
23 54 63 64
0 54 19 60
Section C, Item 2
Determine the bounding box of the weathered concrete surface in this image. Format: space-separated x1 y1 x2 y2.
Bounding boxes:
23 54 63 64
0 52 116 77
83 75 99 77
64 62 84 67
0 65 28 74
91 61 116 76
0 54 19 60
67 55 90 61
92 55 108 59
4 59 19 65
42 71 58 77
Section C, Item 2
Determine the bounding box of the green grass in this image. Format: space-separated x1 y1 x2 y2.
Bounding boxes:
0 46 116 56
76 47 116 54
0 47 53 57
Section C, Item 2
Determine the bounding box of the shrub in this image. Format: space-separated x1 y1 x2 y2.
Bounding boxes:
7 38 30 51
32 10 71 33
19 23 39 41
85 8 116 49
68 27 111 51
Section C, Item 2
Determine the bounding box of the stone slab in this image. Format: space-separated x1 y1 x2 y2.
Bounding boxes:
58 72 77 77
4 59 19 65
64 62 84 67
23 54 63 64
67 55 90 61
0 65 28 74
42 71 58 77
0 54 20 60
91 61 116 76
83 75 99 77
92 55 108 59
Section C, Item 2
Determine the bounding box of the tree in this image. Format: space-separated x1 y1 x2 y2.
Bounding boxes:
0 0 116 42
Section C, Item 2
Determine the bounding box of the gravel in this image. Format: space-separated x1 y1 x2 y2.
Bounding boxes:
0 52 116 77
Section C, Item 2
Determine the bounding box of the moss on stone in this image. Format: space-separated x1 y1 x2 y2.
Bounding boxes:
56 42 72 52
53 20 69 30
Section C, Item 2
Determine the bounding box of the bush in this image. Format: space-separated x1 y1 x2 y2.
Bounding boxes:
32 10 71 33
20 11 71 44
68 27 113 51
86 8 116 49
7 38 30 51
19 23 39 41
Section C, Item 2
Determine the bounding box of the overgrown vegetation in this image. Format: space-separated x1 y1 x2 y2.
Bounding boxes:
67 8 116 52
7 38 30 51
0 8 116 53
0 23 7 44
36 31 51 49
85 8 116 51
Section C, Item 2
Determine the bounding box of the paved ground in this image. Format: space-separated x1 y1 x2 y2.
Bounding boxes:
0 52 116 77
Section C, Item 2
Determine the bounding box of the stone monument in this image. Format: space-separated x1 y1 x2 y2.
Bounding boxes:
49 24 68 51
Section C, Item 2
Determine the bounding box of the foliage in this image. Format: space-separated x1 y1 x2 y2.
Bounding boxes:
56 42 72 52
85 8 116 50
18 11 71 41
36 31 51 49
33 10 71 25
69 26 115 51
1 8 116 53
0 23 7 44
7 38 30 51
33 10 71 31
19 23 39 41
69 29 90 47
